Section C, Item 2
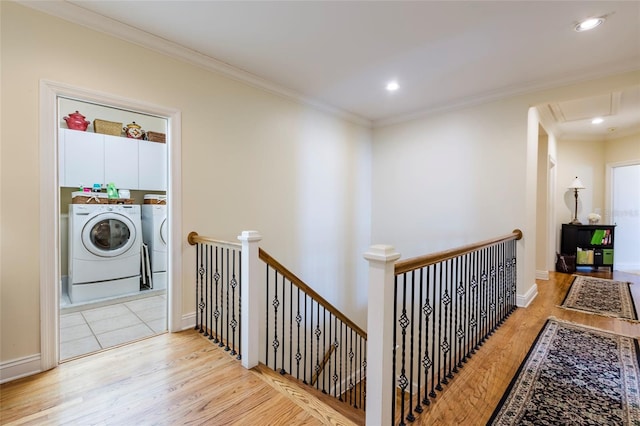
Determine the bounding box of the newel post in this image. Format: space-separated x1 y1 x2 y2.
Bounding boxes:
238 230 262 369
365 245 401 426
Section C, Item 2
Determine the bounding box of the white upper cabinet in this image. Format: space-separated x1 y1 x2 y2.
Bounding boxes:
60 129 104 188
59 128 166 191
104 135 138 189
139 140 167 191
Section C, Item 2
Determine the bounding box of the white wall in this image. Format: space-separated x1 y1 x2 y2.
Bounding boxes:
0 3 371 366
371 75 640 300
372 99 527 254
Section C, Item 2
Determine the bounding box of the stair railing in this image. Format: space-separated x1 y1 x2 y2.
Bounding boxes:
187 231 244 358
259 248 368 410
188 230 366 409
365 229 523 426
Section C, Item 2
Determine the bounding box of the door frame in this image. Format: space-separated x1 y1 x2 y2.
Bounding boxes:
39 80 183 371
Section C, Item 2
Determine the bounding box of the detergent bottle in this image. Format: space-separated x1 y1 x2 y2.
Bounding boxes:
106 182 118 199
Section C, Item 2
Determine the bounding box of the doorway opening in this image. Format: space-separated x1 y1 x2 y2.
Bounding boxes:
58 97 169 360
39 80 182 371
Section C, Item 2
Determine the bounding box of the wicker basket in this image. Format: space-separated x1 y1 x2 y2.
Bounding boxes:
144 195 166 205
72 194 107 204
94 119 123 136
146 131 166 143
108 198 134 205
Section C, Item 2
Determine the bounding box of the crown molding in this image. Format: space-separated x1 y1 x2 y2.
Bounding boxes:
18 1 372 129
16 1 640 131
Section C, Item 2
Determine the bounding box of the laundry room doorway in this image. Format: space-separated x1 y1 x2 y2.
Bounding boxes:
47 89 179 362
58 97 169 361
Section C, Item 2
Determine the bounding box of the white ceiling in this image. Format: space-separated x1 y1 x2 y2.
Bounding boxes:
23 1 640 135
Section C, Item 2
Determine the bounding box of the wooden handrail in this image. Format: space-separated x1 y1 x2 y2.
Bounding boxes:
394 229 523 275
259 248 368 340
187 231 242 248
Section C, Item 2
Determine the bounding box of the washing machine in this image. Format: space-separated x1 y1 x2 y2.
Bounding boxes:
141 195 167 289
68 203 142 303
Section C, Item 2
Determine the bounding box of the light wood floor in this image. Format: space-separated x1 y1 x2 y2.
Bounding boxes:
1 269 639 425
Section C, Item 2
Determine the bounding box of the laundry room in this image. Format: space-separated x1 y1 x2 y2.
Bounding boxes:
58 97 168 359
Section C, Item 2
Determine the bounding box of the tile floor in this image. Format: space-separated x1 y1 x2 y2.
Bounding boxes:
60 294 167 360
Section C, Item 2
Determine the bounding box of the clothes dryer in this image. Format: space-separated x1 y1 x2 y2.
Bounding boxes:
68 204 142 303
141 195 167 289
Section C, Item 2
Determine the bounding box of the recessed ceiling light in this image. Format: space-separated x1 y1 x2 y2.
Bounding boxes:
591 117 604 124
386 81 399 92
575 17 606 32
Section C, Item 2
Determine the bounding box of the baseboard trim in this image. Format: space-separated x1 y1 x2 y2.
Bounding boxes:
517 283 538 308
0 354 42 384
181 312 196 331
536 270 549 280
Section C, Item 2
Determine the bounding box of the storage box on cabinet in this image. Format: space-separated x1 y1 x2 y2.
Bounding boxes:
59 128 166 191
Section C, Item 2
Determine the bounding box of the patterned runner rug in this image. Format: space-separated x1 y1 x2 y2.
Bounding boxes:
488 319 640 425
560 275 637 320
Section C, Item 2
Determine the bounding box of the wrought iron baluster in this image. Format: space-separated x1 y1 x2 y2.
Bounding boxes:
295 287 302 379
416 267 425 412
203 245 210 338
339 319 344 401
358 332 362 409
453 257 460 373
398 274 409 423
362 335 367 411
490 245 496 335
303 293 308 385
349 328 355 407
195 243 202 331
219 248 226 347
429 264 437 398
272 270 280 371
444 259 453 381
333 315 339 398
310 299 315 386
481 248 488 344
406 271 416 422
470 251 479 352
328 311 333 395
230 250 238 356
237 250 242 360
213 247 221 344
464 253 472 359
322 306 327 393
225 248 230 351
315 302 321 389
392 275 398 422
280 274 286 374
265 265 269 367
289 278 293 375
456 256 465 369
423 265 433 404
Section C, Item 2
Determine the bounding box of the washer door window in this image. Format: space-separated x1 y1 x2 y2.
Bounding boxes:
82 213 136 257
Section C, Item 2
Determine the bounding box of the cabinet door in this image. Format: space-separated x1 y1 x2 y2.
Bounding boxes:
104 135 138 189
62 129 104 188
138 140 166 191
58 129 66 186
